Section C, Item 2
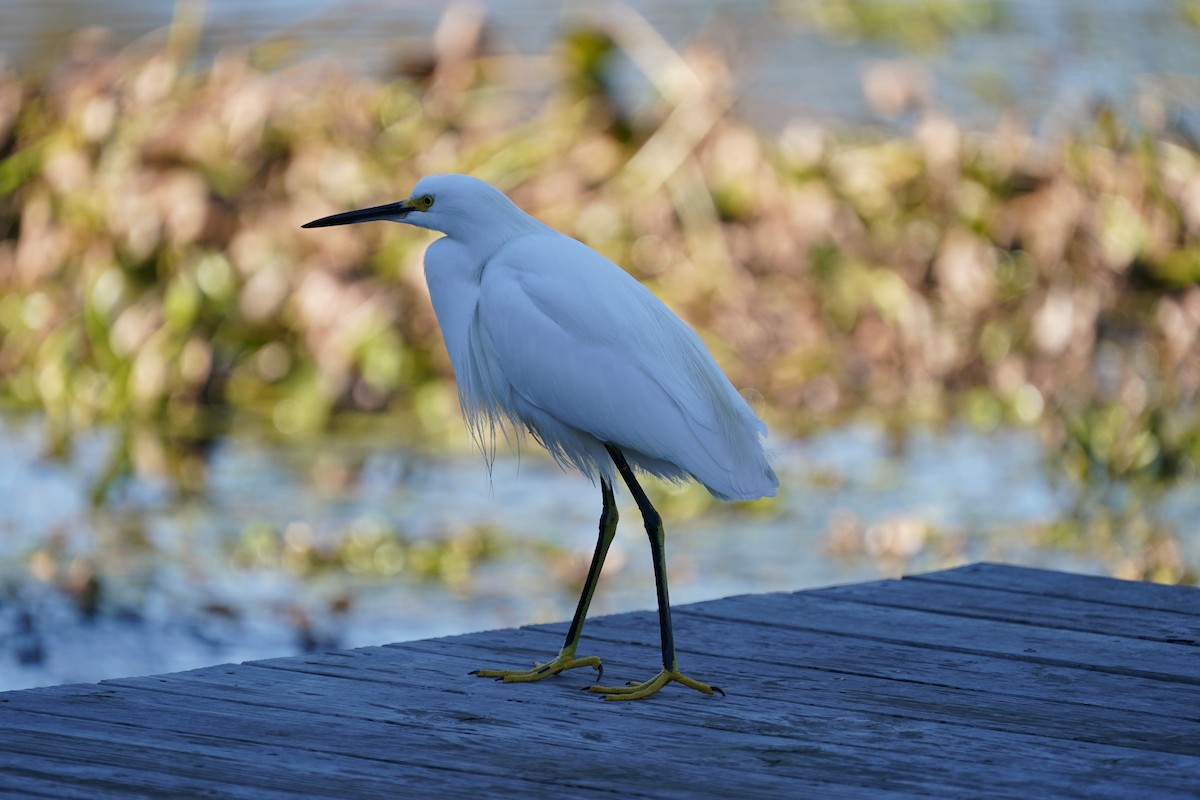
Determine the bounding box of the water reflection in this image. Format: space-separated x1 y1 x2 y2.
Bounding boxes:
3 413 1194 691
5 0 1200 132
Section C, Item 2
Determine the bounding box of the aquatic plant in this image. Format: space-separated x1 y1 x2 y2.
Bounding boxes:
1 9 1198 585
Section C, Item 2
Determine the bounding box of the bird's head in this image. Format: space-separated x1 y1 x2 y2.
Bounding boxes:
302 174 541 243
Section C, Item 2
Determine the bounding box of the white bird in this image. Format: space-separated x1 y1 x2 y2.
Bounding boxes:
304 174 777 700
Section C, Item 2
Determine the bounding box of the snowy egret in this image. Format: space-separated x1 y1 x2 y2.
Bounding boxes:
303 174 777 700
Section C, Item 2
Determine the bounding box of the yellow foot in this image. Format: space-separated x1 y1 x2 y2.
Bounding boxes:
472 649 603 684
586 667 724 701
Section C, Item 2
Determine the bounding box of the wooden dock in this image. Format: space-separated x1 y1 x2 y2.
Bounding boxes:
1 562 1197 798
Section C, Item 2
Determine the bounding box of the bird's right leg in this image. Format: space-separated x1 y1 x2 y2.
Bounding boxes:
472 479 617 684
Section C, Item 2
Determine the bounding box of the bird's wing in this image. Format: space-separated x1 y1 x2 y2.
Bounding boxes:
478 233 763 494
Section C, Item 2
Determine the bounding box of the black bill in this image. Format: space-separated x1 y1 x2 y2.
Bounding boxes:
301 200 412 228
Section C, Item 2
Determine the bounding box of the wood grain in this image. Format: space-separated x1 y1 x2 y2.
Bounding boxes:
2 563 1197 798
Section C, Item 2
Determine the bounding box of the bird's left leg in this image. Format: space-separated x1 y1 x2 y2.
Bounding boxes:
472 479 617 684
586 446 724 701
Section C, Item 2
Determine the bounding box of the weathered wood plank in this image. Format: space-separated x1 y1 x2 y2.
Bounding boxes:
8 657 1194 800
109 664 931 798
94 624 1200 785
0 768 123 800
313 637 1200 770
0 714 586 800
2 564 1198 799
0 729 369 800
808 577 1200 644
914 562 1200 616
432 614 1200 757
399 629 1200 723
672 591 1200 683
3 674 813 799
438 611 1200 726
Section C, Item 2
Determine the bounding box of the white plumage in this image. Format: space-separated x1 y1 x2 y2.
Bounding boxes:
304 173 776 701
415 175 777 500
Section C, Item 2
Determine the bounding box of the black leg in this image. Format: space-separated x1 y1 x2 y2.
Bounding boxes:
605 445 676 671
588 445 722 699
562 479 618 654
471 479 616 683
477 447 721 700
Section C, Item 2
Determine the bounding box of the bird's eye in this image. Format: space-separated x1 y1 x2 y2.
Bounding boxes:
418 195 434 210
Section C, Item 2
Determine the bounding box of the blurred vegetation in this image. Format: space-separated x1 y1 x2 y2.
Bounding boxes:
1 3 1198 602
1181 0 1200 30
779 0 1008 51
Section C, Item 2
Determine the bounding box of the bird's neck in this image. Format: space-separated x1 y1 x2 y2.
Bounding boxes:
447 211 549 263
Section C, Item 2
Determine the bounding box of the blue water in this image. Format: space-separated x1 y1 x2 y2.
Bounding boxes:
9 413 1192 691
